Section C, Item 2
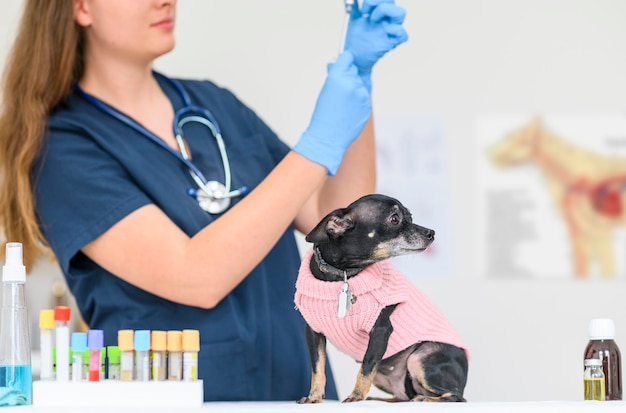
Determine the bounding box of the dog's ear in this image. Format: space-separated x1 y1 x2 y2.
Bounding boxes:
306 209 354 244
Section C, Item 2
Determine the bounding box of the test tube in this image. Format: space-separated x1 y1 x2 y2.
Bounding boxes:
107 346 121 380
87 329 104 381
167 331 182 381
71 332 87 381
81 349 89 380
118 330 134 381
54 306 71 381
39 309 55 380
151 331 167 381
52 347 57 378
100 346 107 379
182 329 200 382
134 330 150 382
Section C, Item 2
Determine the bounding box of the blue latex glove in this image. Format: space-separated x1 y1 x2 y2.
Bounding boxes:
345 0 409 92
294 51 371 175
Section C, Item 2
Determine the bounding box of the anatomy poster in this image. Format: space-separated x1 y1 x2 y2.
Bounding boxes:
476 115 626 280
375 116 453 279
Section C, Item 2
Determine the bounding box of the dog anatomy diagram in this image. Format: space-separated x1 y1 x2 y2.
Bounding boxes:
375 116 452 279
477 116 626 279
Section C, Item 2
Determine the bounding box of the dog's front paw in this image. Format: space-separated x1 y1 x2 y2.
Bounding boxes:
297 395 324 404
342 392 366 403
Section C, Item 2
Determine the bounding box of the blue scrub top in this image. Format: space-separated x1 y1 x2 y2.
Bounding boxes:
34 73 337 401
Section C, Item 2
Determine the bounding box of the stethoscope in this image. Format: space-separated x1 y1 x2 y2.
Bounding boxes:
75 72 248 214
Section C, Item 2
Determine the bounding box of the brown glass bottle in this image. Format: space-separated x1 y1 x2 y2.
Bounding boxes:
584 319 622 400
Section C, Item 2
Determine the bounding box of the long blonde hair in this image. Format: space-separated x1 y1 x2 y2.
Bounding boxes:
0 0 84 271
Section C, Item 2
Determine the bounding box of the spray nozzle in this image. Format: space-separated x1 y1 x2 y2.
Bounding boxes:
3 242 26 283
344 0 355 14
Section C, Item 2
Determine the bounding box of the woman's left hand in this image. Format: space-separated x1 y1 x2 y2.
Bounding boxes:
345 0 409 92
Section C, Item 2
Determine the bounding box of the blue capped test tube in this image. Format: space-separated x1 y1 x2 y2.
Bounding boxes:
134 330 150 382
71 332 87 381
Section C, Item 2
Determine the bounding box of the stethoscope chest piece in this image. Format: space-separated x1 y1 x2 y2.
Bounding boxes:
195 181 231 214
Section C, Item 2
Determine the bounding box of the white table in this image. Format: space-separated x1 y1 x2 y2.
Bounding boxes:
14 400 626 412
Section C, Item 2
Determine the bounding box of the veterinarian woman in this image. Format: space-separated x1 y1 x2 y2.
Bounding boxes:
0 0 407 401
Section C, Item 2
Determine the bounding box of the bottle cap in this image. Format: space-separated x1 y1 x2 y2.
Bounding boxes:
71 332 87 353
151 330 167 352
117 330 134 351
107 346 121 364
167 331 182 352
589 318 615 340
2 242 26 283
182 329 200 352
40 309 55 329
87 329 104 351
134 330 151 352
54 306 71 322
584 358 603 367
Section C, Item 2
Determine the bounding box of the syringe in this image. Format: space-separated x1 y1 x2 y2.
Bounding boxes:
338 0 356 55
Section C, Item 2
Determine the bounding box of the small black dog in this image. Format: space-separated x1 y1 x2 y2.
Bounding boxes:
295 194 468 403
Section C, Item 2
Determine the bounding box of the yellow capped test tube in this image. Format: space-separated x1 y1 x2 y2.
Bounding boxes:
39 310 55 380
151 331 167 381
182 329 199 382
117 330 134 381
167 331 182 381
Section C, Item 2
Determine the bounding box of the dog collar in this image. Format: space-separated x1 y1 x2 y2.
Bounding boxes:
313 246 361 280
313 247 359 318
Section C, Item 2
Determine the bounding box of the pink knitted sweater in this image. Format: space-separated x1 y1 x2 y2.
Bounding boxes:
294 249 469 362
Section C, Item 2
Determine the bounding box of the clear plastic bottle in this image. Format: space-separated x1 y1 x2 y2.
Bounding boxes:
584 318 622 400
0 242 31 405
584 358 606 401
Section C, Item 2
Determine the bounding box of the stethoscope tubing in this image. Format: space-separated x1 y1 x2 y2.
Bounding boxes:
75 72 247 200
75 91 214 189
74 72 249 214
175 114 232 194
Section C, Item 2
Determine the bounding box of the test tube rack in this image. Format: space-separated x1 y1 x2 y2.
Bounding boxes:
32 380 204 407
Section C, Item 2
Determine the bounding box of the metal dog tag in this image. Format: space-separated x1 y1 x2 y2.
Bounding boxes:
337 270 356 318
337 282 350 318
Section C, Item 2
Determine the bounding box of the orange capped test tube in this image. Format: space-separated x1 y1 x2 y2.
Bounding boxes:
182 329 199 382
151 330 167 381
167 331 182 381
117 330 134 382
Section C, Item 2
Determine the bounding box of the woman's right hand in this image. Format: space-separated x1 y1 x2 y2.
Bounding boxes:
293 50 371 176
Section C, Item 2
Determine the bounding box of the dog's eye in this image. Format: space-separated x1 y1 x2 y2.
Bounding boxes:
389 214 400 225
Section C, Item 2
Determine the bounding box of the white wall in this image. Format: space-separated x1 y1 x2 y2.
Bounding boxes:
2 0 626 402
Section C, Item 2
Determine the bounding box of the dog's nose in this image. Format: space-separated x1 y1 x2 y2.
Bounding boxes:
424 229 435 240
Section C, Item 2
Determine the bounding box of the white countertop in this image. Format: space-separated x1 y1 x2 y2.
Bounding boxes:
11 400 626 413
24 378 626 412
